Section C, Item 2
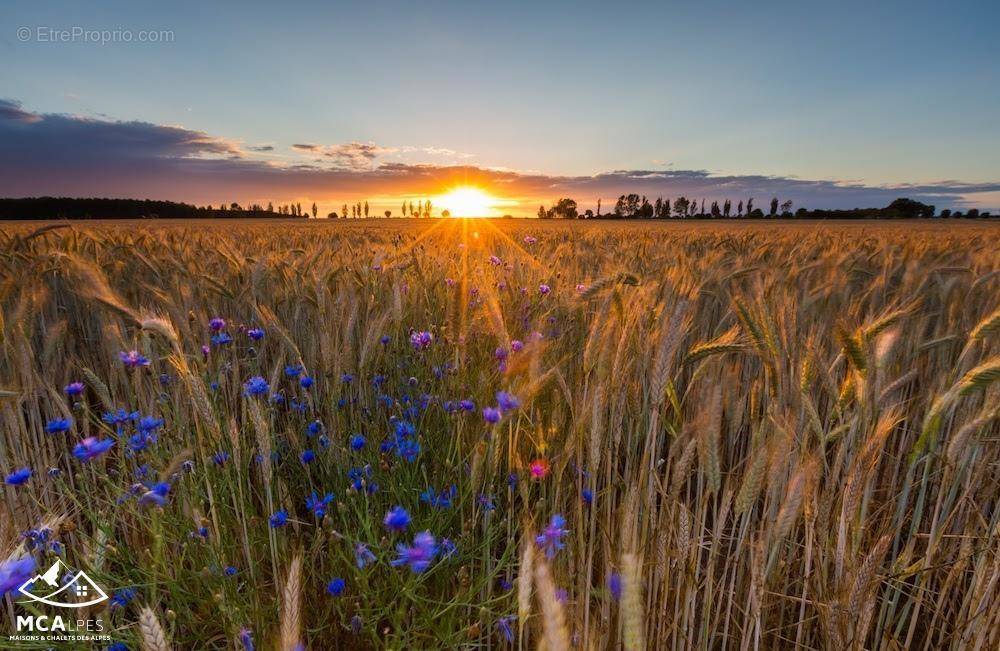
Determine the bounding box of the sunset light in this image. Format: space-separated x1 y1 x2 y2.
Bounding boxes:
436 187 499 218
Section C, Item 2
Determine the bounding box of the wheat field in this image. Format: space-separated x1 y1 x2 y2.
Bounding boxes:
1 219 998 650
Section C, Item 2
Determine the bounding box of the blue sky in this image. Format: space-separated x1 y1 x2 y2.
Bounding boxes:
2 1 998 212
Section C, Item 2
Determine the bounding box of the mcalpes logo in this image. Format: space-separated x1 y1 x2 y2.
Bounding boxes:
17 559 109 608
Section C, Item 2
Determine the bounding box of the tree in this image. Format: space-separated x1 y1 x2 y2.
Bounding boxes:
769 197 779 217
311 202 317 218
364 201 369 218
424 200 432 218
441 209 451 219
746 198 754 216
596 199 602 217
885 198 935 219
267 202 273 213
384 210 391 218
737 200 743 217
342 204 348 219
550 198 578 219
780 199 793 215
538 205 548 219
401 202 408 217
327 212 338 219
674 196 690 217
710 201 721 218
723 199 731 217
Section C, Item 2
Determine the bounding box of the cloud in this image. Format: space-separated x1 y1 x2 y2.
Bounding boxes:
1 99 997 211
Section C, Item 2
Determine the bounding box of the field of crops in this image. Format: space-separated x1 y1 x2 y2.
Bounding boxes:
1 219 998 649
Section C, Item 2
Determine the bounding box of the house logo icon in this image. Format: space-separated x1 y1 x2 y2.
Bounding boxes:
16 559 109 609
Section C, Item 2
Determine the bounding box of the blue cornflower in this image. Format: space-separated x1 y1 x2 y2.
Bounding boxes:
350 434 366 451
607 572 623 601
44 418 72 434
383 505 411 532
127 433 155 452
497 615 515 643
391 531 437 574
459 399 475 411
420 485 456 509
306 492 334 518
300 449 315 464
496 391 520 411
211 332 233 346
247 327 265 341
4 468 31 486
306 420 323 436
396 438 420 462
354 543 376 569
64 381 85 397
269 510 288 528
380 335 391 345
119 350 151 369
110 587 136 608
137 416 164 433
238 628 255 651
243 376 269 397
440 538 457 558
326 577 345 596
209 317 226 331
582 488 594 505
5 468 31 486
284 364 303 378
138 482 171 507
213 451 230 466
224 566 238 577
299 376 314 389
535 514 568 559
341 373 354 384
478 494 496 511
73 437 114 462
409 330 433 350
482 407 501 424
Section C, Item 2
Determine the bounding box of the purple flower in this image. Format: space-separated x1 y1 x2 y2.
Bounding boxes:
391 531 437 573
380 335 391 345
410 330 433 350
524 235 537 244
213 451 230 466
247 327 265 341
300 376 314 389
482 407 501 424
306 492 334 518
459 399 475 412
496 391 520 411
539 284 551 295
354 543 376 569
497 615 515 642
535 514 568 559
0 556 36 596
511 340 523 352
284 365 303 378
119 350 151 369
326 577 346 596
383 505 411 532
44 418 72 434
4 467 31 486
243 376 269 397
209 317 226 331
238 627 255 651
73 437 114 462
607 572 623 601
139 482 171 508
64 382 85 397
269 510 288 528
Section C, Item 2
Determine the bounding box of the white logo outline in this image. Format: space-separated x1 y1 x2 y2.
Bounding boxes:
16 559 109 609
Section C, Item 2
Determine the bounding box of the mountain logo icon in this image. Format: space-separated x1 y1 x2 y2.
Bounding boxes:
17 559 109 609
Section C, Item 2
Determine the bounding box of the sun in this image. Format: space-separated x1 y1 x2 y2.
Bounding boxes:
436 187 497 218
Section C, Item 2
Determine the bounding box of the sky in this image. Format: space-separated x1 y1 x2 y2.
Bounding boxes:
2 0 999 215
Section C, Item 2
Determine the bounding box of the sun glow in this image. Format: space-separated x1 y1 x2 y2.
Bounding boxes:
436 187 500 218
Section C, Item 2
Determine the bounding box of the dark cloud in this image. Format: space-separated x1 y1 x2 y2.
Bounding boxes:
1 99 997 211
249 144 274 152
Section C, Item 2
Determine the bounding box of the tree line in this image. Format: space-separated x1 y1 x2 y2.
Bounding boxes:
538 196 993 219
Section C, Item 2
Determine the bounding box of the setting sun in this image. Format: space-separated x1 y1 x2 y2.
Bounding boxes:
436 187 498 218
